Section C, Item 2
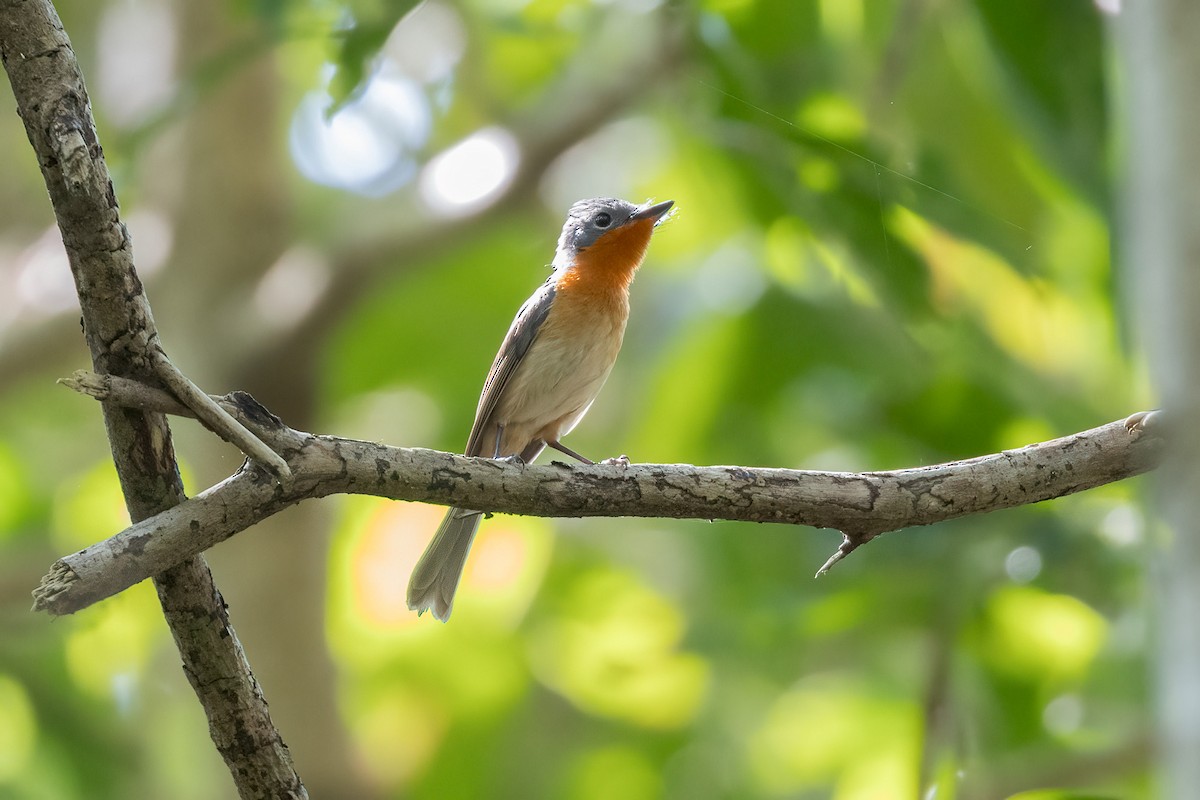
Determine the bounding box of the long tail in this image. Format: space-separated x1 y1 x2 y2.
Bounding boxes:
407 507 482 622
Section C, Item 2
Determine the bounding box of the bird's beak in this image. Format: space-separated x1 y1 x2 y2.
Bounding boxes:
630 199 675 225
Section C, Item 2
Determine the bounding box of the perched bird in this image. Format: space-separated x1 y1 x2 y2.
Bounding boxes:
407 197 675 621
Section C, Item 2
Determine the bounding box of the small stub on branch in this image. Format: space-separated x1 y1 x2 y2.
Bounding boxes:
31 560 79 614
61 366 293 480
58 370 108 399
227 391 286 431
815 530 876 578
149 349 293 481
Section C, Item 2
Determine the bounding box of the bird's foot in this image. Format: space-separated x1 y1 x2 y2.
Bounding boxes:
1124 409 1162 437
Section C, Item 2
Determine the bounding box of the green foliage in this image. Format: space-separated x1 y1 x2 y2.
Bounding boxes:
326 0 424 111
0 0 1148 798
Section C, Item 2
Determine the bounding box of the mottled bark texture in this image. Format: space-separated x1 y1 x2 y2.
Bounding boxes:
0 2 305 798
39 372 1162 617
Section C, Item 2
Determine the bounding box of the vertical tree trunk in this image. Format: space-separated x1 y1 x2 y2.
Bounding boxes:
167 6 371 796
0 2 305 797
1118 3 1200 797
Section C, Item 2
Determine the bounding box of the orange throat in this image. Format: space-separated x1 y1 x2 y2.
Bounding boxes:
556 218 656 296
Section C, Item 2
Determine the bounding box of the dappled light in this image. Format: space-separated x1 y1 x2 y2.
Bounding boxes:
15 226 74 315
95 0 176 127
253 246 332 331
562 747 662 800
749 676 920 797
0 676 36 783
419 127 520 215
122 210 173 278
0 445 30 535
976 586 1107 683
329 499 552 648
63 585 159 705
528 568 710 729
1004 545 1044 583
50 462 137 553
895 207 1108 380
0 0 1160 798
289 69 429 194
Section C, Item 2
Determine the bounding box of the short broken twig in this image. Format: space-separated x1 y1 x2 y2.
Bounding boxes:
148 348 292 480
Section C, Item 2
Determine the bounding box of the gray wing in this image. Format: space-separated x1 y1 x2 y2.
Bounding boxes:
463 278 557 457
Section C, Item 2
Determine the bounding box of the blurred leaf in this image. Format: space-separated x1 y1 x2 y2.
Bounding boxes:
0 443 33 536
0 674 37 782
529 568 710 729
561 747 662 800
327 0 423 111
974 0 1108 203
749 675 920 796
976 585 1107 684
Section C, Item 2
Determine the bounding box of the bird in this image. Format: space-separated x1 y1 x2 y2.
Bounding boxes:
407 196 675 621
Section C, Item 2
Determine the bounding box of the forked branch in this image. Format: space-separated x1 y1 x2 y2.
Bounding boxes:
1 3 303 797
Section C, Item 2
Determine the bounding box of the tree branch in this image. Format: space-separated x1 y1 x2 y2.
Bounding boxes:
0 3 304 797
148 346 291 479
37 371 1163 617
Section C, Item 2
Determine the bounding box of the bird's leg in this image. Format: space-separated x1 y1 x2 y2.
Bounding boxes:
492 424 504 459
497 431 529 466
546 440 594 465
518 439 546 463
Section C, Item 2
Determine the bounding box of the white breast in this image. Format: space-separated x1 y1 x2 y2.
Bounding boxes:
492 305 627 446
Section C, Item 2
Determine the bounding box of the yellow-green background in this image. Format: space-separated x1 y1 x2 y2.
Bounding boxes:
0 1 1146 798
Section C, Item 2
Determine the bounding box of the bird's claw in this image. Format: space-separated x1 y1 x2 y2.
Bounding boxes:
600 454 631 467
1124 410 1161 437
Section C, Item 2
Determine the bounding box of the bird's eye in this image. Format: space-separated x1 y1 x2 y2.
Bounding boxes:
593 212 612 228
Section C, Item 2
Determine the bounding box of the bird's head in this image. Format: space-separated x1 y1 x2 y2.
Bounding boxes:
553 197 674 286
